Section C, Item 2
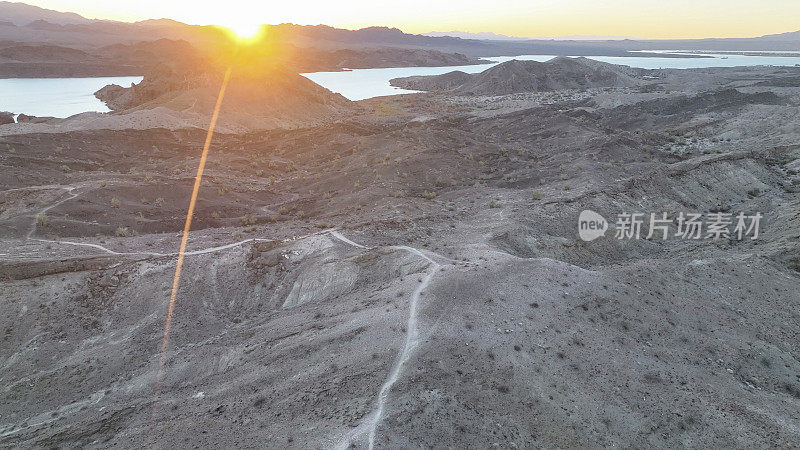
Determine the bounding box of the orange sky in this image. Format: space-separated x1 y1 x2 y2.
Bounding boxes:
21 0 800 39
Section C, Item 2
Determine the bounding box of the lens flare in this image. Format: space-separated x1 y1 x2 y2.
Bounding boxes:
152 67 232 414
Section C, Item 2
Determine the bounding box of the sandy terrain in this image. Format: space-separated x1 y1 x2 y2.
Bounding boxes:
1 64 799 448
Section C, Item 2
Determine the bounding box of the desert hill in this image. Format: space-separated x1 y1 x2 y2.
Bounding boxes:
391 57 644 95
95 60 353 131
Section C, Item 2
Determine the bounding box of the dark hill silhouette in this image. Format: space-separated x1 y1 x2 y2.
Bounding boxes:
391 57 644 95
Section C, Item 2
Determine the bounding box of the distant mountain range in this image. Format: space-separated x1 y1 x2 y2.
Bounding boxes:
423 31 529 41
1 1 800 59
0 1 89 25
424 31 642 41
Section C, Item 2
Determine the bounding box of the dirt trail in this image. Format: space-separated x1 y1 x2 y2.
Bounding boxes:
23 189 450 449
22 185 331 258
25 186 79 239
328 231 443 450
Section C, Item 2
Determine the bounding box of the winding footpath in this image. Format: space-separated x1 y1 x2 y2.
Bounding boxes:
22 185 451 449
328 233 445 450
21 186 327 258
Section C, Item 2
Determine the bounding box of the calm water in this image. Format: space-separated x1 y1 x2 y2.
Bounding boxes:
3 51 800 119
0 76 143 119
302 53 800 101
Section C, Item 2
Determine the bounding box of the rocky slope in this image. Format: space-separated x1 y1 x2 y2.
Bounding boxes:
1 64 799 448
392 57 645 95
94 61 354 131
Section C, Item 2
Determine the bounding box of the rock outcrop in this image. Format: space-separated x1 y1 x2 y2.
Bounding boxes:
391 56 645 95
0 111 14 125
16 114 55 123
94 62 353 131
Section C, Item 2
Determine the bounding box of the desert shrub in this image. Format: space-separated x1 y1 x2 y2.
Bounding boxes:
489 199 501 208
531 190 544 200
240 215 257 226
110 197 120 207
36 213 48 227
115 227 132 237
421 190 437 200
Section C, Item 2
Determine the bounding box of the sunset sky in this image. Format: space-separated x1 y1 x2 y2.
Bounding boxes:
20 0 800 39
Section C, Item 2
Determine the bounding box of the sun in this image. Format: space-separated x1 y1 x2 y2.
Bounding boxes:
227 22 263 40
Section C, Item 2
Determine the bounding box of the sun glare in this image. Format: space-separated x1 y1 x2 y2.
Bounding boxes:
228 22 263 40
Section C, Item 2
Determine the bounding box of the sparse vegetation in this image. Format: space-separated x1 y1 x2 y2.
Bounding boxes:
110 197 120 207
36 213 48 227
115 226 132 237
421 190 437 200
240 215 257 226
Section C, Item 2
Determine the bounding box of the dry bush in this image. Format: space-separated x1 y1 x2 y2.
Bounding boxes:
240 215 257 226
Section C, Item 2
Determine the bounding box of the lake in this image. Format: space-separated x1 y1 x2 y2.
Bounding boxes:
302 53 800 101
2 51 800 119
0 76 143 119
